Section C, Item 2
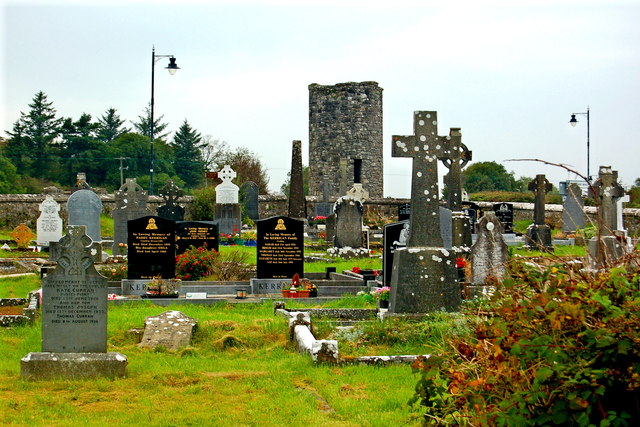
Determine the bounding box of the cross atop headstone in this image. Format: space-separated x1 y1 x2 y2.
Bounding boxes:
345 183 369 203
116 178 148 209
53 226 94 276
219 165 237 183
11 224 35 248
392 111 455 247
72 172 92 193
159 180 184 206
591 166 625 235
528 174 553 225
441 128 472 211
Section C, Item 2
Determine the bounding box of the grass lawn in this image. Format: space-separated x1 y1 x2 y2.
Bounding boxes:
0 297 434 426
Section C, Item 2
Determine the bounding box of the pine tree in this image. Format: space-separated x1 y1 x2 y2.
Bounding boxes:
132 105 170 141
171 119 205 188
97 108 130 143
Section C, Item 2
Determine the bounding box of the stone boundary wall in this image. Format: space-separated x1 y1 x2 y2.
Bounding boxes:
2 194 639 236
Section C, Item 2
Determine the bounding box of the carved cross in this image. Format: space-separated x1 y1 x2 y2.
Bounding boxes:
590 166 625 235
440 128 472 211
54 226 94 276
528 174 553 225
159 180 184 206
392 111 454 247
218 165 237 183
116 178 147 209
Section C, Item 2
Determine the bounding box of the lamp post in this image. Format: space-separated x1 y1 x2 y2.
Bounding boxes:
150 46 179 194
569 107 590 182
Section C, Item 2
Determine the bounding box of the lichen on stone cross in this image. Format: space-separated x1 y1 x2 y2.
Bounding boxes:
55 226 94 276
590 166 625 235
528 174 553 225
218 165 237 184
11 224 36 248
440 128 472 211
392 111 454 247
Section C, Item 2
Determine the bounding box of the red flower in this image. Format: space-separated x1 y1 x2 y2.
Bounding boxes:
455 257 467 269
352 267 361 274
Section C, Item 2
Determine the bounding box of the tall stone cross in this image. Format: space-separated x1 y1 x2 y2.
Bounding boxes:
392 111 454 247
116 178 148 209
528 174 552 225
158 180 184 206
591 166 625 235
440 128 472 211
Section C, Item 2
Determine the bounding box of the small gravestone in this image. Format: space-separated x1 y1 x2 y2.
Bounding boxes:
127 216 176 279
67 189 103 243
314 179 333 218
562 183 585 233
382 220 409 285
214 165 242 235
139 311 197 351
36 196 63 247
325 214 336 244
288 140 306 219
470 212 507 290
333 193 364 248
176 221 219 254
112 179 151 254
389 111 461 313
21 225 127 380
398 203 411 221
462 201 480 234
257 216 304 279
493 203 514 233
11 224 35 249
240 181 260 221
525 174 553 251
157 180 185 221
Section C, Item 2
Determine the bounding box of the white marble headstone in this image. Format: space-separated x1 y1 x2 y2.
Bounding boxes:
36 196 63 246
215 165 239 204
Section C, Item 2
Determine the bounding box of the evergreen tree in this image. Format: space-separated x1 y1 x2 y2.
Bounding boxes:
97 107 130 143
60 113 104 185
171 119 206 188
6 91 62 178
132 105 170 141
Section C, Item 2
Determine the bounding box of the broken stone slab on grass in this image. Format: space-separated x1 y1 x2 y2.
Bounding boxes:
20 352 127 380
139 310 197 351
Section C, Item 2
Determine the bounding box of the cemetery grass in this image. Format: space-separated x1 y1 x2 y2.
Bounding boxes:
0 275 40 298
0 300 428 426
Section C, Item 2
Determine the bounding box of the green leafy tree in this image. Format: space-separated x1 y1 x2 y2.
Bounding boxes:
462 161 517 193
216 147 270 194
132 105 170 141
171 120 206 188
280 166 310 196
200 135 230 172
97 108 130 143
6 91 62 179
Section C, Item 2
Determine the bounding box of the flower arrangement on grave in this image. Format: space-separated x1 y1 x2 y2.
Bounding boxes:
326 246 372 259
98 256 128 281
241 230 257 246
280 273 314 298
309 215 327 226
145 276 180 296
455 257 469 283
371 286 390 302
175 245 219 280
117 242 128 255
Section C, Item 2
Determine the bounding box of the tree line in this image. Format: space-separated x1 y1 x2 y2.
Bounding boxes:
0 91 269 194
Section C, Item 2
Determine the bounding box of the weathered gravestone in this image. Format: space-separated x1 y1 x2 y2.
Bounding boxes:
36 196 63 247
314 179 333 219
562 183 586 233
112 179 152 254
139 311 197 351
470 212 507 294
525 174 553 251
67 189 103 243
588 166 627 267
324 213 336 244
240 181 260 222
127 216 176 280
21 225 127 380
176 221 219 254
493 203 514 233
256 216 303 279
157 180 185 221
11 224 35 249
214 165 242 235
388 111 462 313
288 140 306 219
334 194 364 248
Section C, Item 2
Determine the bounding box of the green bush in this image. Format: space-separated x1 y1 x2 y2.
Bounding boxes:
189 186 216 220
412 256 640 425
469 191 562 204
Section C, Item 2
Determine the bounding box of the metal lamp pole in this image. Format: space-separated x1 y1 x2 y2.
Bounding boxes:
569 107 590 182
150 46 179 194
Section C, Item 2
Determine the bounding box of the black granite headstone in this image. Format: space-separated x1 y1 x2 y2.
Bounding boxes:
175 221 219 254
127 216 176 279
493 203 514 233
462 201 480 233
240 181 260 221
383 220 409 285
398 203 411 221
257 216 303 279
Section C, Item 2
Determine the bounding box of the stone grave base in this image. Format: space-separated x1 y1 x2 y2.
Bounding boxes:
587 236 627 269
20 352 127 380
389 247 461 313
524 224 553 251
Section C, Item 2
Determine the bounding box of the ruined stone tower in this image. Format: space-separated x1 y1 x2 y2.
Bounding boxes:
308 81 383 199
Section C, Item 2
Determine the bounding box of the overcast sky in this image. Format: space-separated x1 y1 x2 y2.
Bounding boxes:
2 0 639 197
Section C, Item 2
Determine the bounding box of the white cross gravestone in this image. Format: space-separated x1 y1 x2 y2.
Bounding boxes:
388 111 462 313
216 165 239 204
36 196 63 247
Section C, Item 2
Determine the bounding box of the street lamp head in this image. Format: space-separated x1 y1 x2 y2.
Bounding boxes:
166 57 180 75
569 114 578 127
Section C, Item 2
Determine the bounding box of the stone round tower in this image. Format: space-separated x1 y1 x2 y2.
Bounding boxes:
308 81 383 199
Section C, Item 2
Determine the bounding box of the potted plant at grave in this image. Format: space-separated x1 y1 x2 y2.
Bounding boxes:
371 286 390 309
302 279 318 297
241 230 257 246
144 276 180 298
